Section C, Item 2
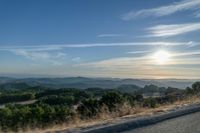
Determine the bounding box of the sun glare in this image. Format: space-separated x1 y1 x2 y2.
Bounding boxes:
153 50 171 65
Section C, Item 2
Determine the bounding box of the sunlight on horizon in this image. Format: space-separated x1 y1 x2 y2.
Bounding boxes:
152 50 171 65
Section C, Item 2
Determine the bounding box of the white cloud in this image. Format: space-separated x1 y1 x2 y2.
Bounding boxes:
0 41 193 51
172 51 200 57
187 41 198 47
11 49 67 66
122 0 200 20
147 22 200 37
195 11 200 17
78 50 200 69
97 34 125 37
13 49 50 60
76 52 200 79
56 52 67 59
72 57 81 62
0 45 62 52
127 50 151 54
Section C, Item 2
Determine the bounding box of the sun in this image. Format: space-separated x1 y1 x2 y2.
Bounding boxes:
153 50 171 65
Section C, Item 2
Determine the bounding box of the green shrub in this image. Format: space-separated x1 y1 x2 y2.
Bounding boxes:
143 98 157 108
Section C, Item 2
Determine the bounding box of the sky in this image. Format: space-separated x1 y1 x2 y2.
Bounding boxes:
0 0 200 79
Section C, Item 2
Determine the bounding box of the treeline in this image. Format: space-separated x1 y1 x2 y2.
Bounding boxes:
0 86 46 105
0 90 136 131
0 104 72 131
0 93 34 104
0 82 199 132
185 82 200 95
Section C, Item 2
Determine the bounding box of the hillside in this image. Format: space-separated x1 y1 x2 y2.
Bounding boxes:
0 77 195 89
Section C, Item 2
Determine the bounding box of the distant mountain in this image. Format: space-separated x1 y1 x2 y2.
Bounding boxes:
117 84 169 95
156 80 194 89
0 82 30 90
0 77 196 89
117 84 141 94
138 84 166 94
0 77 15 84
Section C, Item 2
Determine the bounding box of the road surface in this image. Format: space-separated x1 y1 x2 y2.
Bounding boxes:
122 111 200 133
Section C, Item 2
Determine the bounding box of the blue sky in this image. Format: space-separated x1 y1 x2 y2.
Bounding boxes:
0 0 200 79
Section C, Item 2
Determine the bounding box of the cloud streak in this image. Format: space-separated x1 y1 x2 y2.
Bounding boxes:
0 41 195 51
147 22 200 37
79 53 200 69
122 0 200 20
127 50 151 54
97 34 125 37
77 57 200 79
11 49 67 66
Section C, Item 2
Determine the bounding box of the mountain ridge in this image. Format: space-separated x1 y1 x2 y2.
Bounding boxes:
0 76 196 89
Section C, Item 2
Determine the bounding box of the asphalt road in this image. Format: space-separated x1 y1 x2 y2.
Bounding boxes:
122 111 200 133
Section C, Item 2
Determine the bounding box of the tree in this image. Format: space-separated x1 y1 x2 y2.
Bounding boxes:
100 92 124 111
31 105 45 124
192 82 200 93
0 108 12 130
123 93 136 106
55 106 72 122
185 87 194 95
135 94 143 102
38 95 75 106
77 98 100 118
143 98 157 108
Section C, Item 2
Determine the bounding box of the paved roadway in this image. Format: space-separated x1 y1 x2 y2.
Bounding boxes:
122 111 200 133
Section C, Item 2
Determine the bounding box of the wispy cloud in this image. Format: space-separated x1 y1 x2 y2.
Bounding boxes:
11 49 67 66
13 49 50 60
72 57 81 62
122 0 200 20
195 11 200 17
97 34 125 38
0 41 194 51
77 51 200 69
127 50 151 54
0 45 63 52
76 53 200 79
187 41 198 47
172 51 200 57
56 52 67 59
146 22 200 37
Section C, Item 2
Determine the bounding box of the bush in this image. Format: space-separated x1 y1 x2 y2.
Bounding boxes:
0 93 35 104
38 95 75 106
192 82 200 93
123 93 136 106
100 92 124 111
143 98 157 108
77 98 100 118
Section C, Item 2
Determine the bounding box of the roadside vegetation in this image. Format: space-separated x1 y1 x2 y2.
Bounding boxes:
0 82 200 132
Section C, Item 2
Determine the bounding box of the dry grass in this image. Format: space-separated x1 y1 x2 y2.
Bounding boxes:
6 96 200 133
